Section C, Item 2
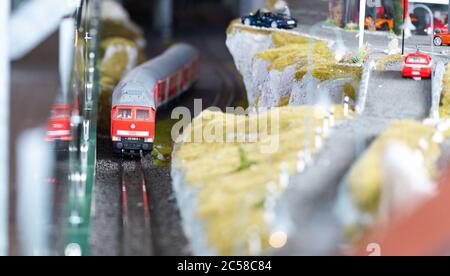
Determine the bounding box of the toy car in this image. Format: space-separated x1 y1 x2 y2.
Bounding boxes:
433 28 450 46
425 20 448 36
365 16 394 31
402 51 432 79
241 10 298 29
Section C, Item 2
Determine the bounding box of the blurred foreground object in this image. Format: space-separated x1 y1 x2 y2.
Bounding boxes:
59 16 76 100
101 0 145 48
379 142 436 226
17 128 53 255
9 0 80 60
0 0 10 256
240 0 266 15
360 169 450 256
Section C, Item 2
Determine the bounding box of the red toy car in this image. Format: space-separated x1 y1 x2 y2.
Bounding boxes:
433 28 450 46
402 51 432 79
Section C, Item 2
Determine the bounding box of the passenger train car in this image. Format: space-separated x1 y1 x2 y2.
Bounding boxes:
111 43 199 154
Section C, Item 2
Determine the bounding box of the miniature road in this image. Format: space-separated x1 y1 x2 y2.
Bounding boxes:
279 71 432 254
90 32 244 256
364 71 431 120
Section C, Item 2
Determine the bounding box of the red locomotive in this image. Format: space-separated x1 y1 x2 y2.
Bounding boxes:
46 104 72 149
111 43 199 154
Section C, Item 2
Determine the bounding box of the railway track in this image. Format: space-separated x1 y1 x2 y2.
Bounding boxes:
91 33 245 256
119 152 153 256
202 38 239 110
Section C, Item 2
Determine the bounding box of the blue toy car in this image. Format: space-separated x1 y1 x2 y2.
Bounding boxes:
241 10 298 29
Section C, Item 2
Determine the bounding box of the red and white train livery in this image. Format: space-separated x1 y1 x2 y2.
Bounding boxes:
111 43 199 153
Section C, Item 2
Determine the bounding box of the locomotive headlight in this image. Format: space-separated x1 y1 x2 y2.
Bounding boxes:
131 123 137 130
112 136 121 142
144 138 154 143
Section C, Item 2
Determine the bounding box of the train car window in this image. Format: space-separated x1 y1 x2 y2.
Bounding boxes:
136 109 151 120
117 108 133 119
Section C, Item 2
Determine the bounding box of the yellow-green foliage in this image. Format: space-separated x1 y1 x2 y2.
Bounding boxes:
175 105 352 255
74 36 86 83
256 32 363 82
257 42 333 71
349 121 444 213
151 119 179 167
277 95 290 107
98 87 114 135
101 19 144 45
100 38 145 90
296 63 363 82
226 19 241 34
440 63 450 118
343 81 358 101
271 32 310 48
376 54 404 71
265 0 278 9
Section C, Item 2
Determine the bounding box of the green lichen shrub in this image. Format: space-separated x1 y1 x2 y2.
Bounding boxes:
440 63 450 118
98 87 113 136
344 22 359 31
376 54 404 71
295 63 363 82
257 32 363 84
393 0 404 35
258 42 334 72
101 19 145 47
99 37 146 90
343 80 359 101
324 18 338 27
271 32 310 48
339 44 369 65
151 119 179 167
329 0 345 27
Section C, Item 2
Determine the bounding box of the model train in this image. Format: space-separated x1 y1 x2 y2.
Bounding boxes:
111 43 200 154
46 104 72 148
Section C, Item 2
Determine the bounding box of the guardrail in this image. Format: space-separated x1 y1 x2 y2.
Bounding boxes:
431 62 445 121
356 59 376 115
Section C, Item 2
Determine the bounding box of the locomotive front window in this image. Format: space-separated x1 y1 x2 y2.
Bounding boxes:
117 108 132 119
51 108 69 119
136 109 151 120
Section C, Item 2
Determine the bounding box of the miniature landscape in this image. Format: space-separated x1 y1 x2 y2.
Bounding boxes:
92 0 450 256
170 9 450 255
6 0 450 257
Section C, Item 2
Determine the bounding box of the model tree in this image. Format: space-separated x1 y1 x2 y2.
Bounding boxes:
329 0 345 27
393 0 403 35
